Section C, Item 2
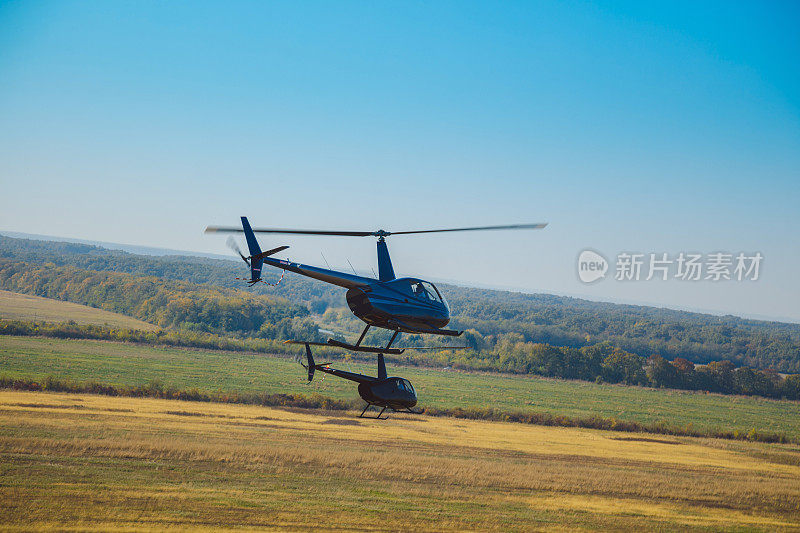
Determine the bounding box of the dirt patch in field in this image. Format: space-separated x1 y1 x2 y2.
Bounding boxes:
163 410 227 418
322 418 361 426
610 436 683 445
9 402 88 410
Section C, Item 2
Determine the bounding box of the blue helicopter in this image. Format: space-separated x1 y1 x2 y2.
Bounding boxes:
205 217 547 355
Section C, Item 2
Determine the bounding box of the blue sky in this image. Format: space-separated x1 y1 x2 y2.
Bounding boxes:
1 1 799 321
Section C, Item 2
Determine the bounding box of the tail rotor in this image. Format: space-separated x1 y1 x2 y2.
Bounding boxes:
226 236 251 267
216 217 289 285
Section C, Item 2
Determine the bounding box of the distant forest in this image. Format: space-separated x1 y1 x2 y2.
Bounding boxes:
2 235 798 372
0 259 320 341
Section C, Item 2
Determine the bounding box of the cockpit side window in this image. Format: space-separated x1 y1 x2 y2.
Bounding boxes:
410 281 427 299
403 379 415 395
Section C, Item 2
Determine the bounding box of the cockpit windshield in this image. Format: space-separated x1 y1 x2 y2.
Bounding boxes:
422 282 442 303
410 280 442 303
397 379 415 395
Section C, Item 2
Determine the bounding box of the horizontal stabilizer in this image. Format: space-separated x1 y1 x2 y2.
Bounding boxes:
253 245 289 260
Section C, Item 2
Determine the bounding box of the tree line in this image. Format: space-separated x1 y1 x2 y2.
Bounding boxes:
0 259 320 340
444 288 800 372
417 334 800 400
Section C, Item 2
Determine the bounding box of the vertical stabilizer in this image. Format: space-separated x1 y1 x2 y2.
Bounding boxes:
377 353 387 380
376 238 395 281
241 217 262 256
241 217 264 282
305 343 315 382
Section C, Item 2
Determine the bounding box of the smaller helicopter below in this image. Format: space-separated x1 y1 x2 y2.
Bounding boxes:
293 342 418 419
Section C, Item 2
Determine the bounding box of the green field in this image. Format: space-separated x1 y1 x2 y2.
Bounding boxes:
2 335 799 440
0 290 158 330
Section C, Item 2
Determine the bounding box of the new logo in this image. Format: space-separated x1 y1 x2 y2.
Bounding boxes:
577 250 608 283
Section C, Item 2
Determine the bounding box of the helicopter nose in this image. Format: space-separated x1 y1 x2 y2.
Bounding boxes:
440 300 451 322
403 390 417 407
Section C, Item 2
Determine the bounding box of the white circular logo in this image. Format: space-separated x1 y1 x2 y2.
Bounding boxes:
577 250 608 283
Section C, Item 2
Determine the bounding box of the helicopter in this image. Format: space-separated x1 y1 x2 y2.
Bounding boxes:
295 342 418 419
205 217 547 354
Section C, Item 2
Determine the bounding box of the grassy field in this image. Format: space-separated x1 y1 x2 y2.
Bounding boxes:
2 334 800 441
1 390 798 531
0 290 158 330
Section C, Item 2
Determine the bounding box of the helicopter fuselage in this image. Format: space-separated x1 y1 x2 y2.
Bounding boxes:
357 377 417 410
346 278 449 332
262 256 451 333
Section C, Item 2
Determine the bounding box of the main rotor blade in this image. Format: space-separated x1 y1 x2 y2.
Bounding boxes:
389 223 547 235
205 223 548 237
206 226 374 237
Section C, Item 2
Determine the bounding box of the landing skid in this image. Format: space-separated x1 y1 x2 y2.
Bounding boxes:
359 403 388 419
284 339 404 355
387 319 463 337
287 325 407 355
358 403 424 419
286 322 463 356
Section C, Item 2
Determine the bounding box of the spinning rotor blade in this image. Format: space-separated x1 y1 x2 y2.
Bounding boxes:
226 236 250 266
208 227 374 237
207 223 547 237
388 223 547 235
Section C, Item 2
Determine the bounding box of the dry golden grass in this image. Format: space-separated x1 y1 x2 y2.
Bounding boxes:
1 390 799 531
0 290 158 330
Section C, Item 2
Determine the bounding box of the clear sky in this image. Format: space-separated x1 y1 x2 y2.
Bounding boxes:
1 1 799 321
